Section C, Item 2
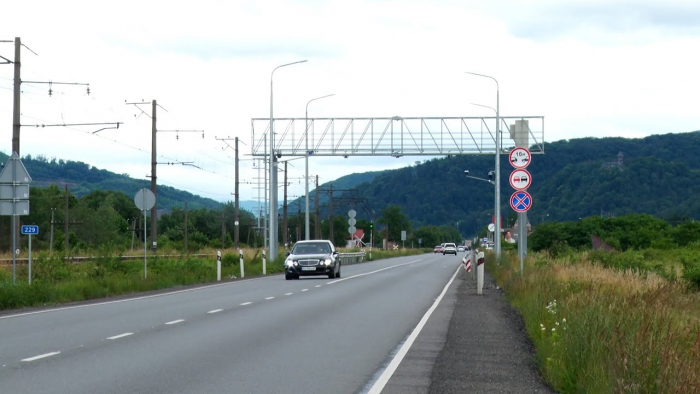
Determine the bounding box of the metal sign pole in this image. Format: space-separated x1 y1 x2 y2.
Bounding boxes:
143 208 147 279
28 234 32 284
12 215 16 284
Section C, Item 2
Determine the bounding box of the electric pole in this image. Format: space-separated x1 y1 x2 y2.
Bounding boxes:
234 137 240 249
64 185 69 253
315 175 320 239
150 100 158 253
328 184 334 242
283 161 288 247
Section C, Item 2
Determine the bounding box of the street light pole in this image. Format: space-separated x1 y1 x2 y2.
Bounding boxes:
305 93 335 240
466 71 501 259
269 60 307 266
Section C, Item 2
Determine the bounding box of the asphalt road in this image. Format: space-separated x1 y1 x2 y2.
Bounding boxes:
0 252 463 394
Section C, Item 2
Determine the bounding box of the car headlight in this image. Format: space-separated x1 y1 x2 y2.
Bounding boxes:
324 258 332 266
285 258 296 267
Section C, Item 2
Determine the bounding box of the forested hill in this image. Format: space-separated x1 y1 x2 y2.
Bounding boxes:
340 131 700 236
0 153 221 210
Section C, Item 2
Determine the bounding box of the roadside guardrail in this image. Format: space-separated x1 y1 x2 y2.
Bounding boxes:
337 251 365 266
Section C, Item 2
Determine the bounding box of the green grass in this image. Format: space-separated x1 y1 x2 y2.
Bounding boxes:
488 250 700 393
0 246 420 311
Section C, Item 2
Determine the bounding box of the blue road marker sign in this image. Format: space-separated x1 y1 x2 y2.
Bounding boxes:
21 225 39 235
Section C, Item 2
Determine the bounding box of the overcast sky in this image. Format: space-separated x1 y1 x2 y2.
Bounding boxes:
1 0 699 204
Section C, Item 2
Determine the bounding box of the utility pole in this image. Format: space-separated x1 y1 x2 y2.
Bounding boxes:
221 211 226 249
283 161 288 247
234 137 240 249
12 37 20 156
184 202 188 253
150 100 158 253
328 184 334 242
11 38 21 247
297 203 301 242
64 185 69 253
314 175 320 239
130 218 136 251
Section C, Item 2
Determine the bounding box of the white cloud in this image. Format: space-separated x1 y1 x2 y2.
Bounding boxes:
1 0 699 207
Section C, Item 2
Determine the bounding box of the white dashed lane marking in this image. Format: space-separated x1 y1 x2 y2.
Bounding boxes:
240 302 252 306
107 333 133 340
207 309 223 314
265 297 275 300
285 293 293 296
21 351 61 362
301 289 308 292
165 319 185 325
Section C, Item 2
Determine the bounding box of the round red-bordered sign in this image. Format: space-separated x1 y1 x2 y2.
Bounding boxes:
509 169 532 191
509 147 531 169
510 191 533 212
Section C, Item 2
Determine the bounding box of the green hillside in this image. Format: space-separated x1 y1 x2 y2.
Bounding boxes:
338 131 700 236
0 153 220 210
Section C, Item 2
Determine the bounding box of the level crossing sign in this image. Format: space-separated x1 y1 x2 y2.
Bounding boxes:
510 191 533 212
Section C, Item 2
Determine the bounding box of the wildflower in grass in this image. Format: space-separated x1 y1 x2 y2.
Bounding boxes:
540 323 546 331
552 327 556 332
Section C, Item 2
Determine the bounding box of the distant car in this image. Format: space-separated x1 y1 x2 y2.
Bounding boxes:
457 246 465 252
443 243 457 255
434 245 444 253
485 243 494 250
284 240 340 280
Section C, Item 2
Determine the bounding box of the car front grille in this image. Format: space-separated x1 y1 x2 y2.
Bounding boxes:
299 259 320 266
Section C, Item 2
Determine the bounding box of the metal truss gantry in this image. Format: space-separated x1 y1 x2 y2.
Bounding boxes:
251 116 544 157
251 115 544 262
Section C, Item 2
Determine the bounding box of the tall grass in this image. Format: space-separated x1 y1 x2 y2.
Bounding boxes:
489 251 700 393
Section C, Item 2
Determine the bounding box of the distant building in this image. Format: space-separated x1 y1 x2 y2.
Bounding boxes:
602 151 624 170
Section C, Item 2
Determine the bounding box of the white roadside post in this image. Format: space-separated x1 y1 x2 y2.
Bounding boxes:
239 249 245 278
477 251 485 295
27 232 32 284
262 250 266 275
216 251 222 281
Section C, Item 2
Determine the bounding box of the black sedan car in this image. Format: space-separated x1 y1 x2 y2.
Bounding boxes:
284 240 340 280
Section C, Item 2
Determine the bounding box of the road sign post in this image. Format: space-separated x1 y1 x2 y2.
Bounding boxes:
21 225 38 285
0 152 32 284
509 135 532 275
134 188 156 279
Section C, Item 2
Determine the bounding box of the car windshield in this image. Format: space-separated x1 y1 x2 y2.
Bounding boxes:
292 242 331 255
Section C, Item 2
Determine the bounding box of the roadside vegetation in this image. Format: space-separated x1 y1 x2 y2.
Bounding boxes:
0 245 427 311
488 221 700 392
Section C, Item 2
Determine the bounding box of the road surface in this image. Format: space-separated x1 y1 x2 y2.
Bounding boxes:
1 253 463 394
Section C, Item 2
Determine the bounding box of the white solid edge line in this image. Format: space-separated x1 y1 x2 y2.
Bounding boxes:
367 265 461 394
21 351 61 362
107 332 134 340
165 319 185 325
240 302 252 306
327 259 421 285
207 309 223 314
265 297 275 300
0 275 276 320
